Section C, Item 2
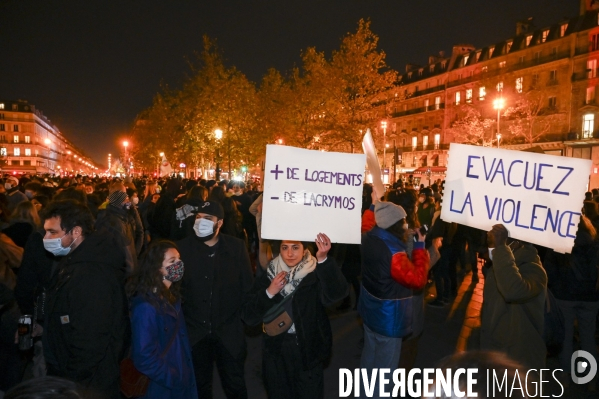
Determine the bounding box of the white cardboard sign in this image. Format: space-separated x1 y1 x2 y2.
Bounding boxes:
262 145 365 244
441 143 591 253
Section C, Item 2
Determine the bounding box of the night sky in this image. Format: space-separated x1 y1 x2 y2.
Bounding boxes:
1 0 579 165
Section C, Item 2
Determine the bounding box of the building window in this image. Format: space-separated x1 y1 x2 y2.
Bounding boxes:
526 35 533 46
423 135 429 148
408 72 412 79
0 148 6 156
11 105 17 111
532 74 539 86
549 96 557 107
23 160 31 166
412 136 418 149
496 81 503 92
0 124 4 132
0 104 3 110
542 30 549 43
24 148 31 156
489 46 495 57
13 125 19 132
424 99 430 109
24 135 30 143
479 86 486 100
430 65 435 73
549 70 557 83
14 148 20 156
11 160 20 166
589 59 597 78
434 96 441 109
455 92 461 105
583 114 595 138
506 41 513 52
466 89 473 103
441 61 446 68
499 61 506 68
560 24 568 37
13 135 18 143
463 55 469 66
516 77 523 93
434 133 441 149
587 87 596 104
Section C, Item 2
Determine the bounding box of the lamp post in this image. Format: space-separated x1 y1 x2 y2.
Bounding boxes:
214 129 223 181
123 141 129 175
381 121 387 167
493 98 505 148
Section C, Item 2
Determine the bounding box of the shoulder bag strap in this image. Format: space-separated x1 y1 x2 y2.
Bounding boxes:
159 309 181 358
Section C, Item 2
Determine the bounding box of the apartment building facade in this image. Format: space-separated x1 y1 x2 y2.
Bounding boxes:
382 2 599 187
0 100 98 175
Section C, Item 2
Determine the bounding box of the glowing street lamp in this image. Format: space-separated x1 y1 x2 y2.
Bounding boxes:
493 98 505 148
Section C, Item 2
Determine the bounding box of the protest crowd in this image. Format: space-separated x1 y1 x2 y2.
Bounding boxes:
0 170 596 399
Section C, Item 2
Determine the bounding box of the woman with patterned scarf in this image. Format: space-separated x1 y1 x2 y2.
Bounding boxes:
241 233 348 399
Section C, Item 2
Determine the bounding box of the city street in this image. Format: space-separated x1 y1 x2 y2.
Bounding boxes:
214 266 599 399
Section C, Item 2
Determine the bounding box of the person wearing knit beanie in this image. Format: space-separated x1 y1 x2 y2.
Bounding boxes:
374 201 407 229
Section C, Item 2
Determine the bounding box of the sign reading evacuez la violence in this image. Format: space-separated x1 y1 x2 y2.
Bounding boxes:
441 143 591 253
261 145 366 244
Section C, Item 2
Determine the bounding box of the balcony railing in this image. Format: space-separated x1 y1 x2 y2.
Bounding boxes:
398 143 450 153
391 103 445 118
447 50 570 88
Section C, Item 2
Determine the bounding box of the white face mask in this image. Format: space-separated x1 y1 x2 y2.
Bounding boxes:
4 182 12 190
43 231 78 256
488 247 494 262
194 218 215 238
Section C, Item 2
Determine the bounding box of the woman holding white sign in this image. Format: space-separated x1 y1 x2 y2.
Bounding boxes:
241 234 348 399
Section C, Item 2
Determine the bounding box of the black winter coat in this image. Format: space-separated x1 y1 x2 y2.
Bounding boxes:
178 233 253 357
44 232 129 399
14 231 56 315
544 231 599 302
242 257 348 370
95 204 137 274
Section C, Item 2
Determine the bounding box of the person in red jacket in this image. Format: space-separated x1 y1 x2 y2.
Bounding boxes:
358 199 429 398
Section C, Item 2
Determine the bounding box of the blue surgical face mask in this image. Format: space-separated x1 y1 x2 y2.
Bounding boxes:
43 231 78 256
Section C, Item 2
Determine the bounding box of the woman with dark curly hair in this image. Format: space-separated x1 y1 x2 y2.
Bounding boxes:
127 240 197 399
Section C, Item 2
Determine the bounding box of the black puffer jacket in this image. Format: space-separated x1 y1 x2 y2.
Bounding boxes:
44 232 129 399
544 230 599 302
242 257 348 370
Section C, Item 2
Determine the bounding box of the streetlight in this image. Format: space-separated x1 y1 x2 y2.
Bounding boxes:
214 129 223 180
493 98 505 148
381 121 387 167
123 141 129 175
277 139 283 145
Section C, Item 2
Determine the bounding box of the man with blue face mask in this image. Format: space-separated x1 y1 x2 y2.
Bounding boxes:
178 200 253 399
41 199 128 399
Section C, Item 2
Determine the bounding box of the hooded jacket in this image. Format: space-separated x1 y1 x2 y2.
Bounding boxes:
43 232 129 399
480 243 547 370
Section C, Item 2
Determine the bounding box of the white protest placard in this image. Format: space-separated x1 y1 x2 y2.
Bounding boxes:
262 145 365 244
441 143 591 253
362 129 385 197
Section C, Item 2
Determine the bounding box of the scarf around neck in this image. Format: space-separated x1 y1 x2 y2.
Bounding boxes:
267 249 317 297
